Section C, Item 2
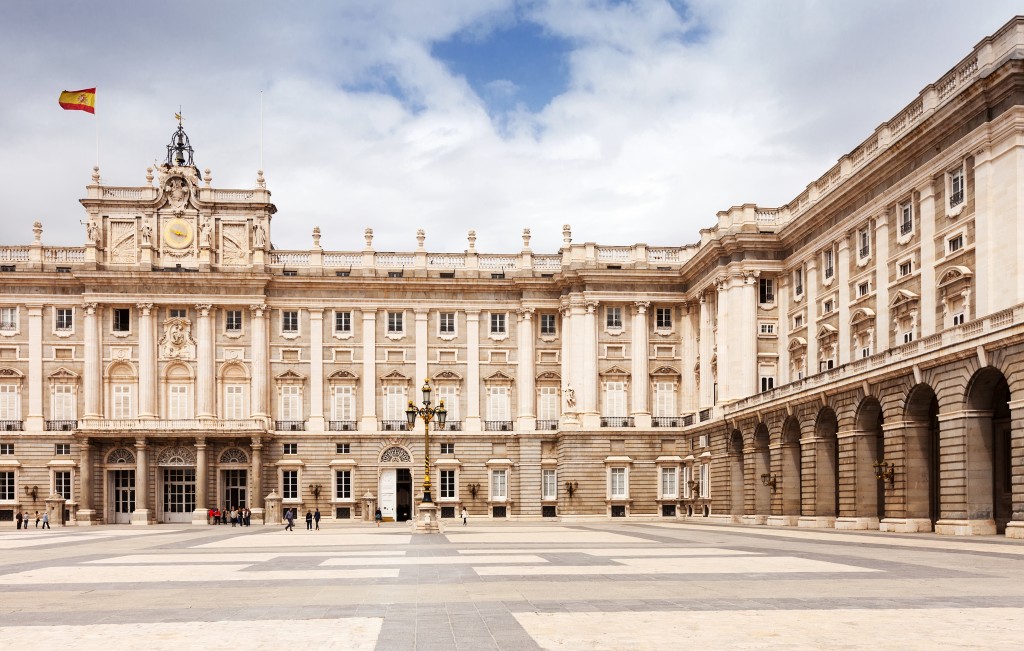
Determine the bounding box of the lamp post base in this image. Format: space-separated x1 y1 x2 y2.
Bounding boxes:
413 501 442 534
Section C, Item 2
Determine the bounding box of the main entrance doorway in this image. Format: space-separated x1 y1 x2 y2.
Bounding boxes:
113 469 135 524
224 469 248 510
378 467 413 522
163 468 196 523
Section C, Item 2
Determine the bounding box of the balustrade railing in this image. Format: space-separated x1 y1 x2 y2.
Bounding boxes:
484 420 513 431
535 419 559 430
328 420 357 431
600 416 634 428
0 420 23 431
45 420 77 431
381 420 406 432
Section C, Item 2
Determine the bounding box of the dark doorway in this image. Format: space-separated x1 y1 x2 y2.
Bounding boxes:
396 468 412 522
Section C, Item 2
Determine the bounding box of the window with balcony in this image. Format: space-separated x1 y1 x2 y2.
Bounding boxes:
793 267 804 297
0 307 16 332
168 385 190 419
50 384 75 423
858 228 871 259
487 386 511 429
822 249 834 280
899 201 914 236
112 384 133 419
224 385 244 420
760 376 775 392
653 382 675 419
331 385 355 429
279 385 301 421
950 166 965 208
383 385 407 430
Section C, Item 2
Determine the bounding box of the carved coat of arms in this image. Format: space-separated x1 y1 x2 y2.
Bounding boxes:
159 317 197 360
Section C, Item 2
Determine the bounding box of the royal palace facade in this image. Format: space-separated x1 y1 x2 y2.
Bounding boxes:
3 18 1024 537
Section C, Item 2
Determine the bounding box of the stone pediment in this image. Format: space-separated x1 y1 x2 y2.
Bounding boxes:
651 365 680 376
432 369 463 382
380 369 411 383
816 324 838 340
275 369 305 383
850 308 875 325
328 369 359 381
937 265 973 288
600 365 630 377
889 289 920 308
159 318 196 360
788 337 807 351
47 367 79 380
536 370 561 381
484 370 514 383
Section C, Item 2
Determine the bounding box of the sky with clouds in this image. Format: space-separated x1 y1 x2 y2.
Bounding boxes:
0 1 1018 254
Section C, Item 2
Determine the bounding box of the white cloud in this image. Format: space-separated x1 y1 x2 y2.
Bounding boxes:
0 0 1017 254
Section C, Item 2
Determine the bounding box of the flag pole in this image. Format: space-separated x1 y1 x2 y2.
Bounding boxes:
94 111 100 168
259 90 264 171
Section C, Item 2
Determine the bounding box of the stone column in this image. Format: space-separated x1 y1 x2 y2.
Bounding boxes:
698 291 713 407
934 409 998 535
249 304 269 420
679 301 696 413
76 438 95 525
737 273 757 398
1006 399 1024 539
516 307 536 430
414 308 428 392
715 278 731 401
918 182 938 336
581 300 599 428
132 438 151 525
26 305 43 430
873 215 890 352
83 303 101 419
308 309 325 431
137 303 156 419
778 276 790 385
465 310 482 431
837 237 852 365
196 304 215 419
360 309 378 431
192 437 208 525
630 301 650 427
251 436 265 524
559 305 578 425
805 261 819 376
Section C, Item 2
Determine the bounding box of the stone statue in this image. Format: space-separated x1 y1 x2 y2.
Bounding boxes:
85 219 100 244
141 224 152 245
199 217 212 248
564 386 576 410
253 223 266 249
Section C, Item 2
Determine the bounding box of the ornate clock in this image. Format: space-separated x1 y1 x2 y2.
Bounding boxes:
163 218 194 249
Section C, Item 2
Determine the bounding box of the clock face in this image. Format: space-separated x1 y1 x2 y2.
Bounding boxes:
164 218 194 249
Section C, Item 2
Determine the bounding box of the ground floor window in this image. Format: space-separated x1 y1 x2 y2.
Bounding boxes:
610 467 627 498
660 466 677 498
542 468 556 500
0 471 14 500
282 470 298 500
491 469 508 500
439 470 455 499
54 470 71 500
335 470 351 500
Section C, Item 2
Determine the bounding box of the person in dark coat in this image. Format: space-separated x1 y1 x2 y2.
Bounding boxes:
284 508 295 531
305 510 313 530
313 508 321 530
16 511 22 529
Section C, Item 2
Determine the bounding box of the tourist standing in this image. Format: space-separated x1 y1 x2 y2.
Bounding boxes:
15 511 22 529
374 507 382 527
305 510 313 530
461 507 468 526
34 511 40 528
313 508 321 530
41 512 50 529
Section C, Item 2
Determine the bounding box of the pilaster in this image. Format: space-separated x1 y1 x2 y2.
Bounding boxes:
919 181 938 336
465 310 481 431
360 309 378 431
630 301 650 427
25 305 43 430
137 303 156 418
249 304 269 420
196 304 215 419
192 437 208 524
131 438 151 525
83 303 101 419
308 308 325 431
837 237 851 365
581 300 599 428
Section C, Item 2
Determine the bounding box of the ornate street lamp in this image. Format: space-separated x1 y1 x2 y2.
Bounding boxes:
405 379 447 506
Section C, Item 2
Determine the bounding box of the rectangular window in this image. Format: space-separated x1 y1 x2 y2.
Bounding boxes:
948 234 964 253
55 443 70 455
822 299 834 314
0 385 19 421
606 306 622 329
793 314 804 329
279 385 301 420
0 443 12 455
903 331 914 344
900 201 914 235
332 385 354 421
168 385 190 419
950 167 965 207
387 311 404 334
491 469 508 499
384 385 406 421
0 307 16 331
112 384 132 419
758 278 775 304
56 308 73 331
488 386 510 421
169 309 187 319
542 469 557 500
760 376 775 392
334 310 352 334
857 281 870 298
335 469 351 500
858 228 871 258
655 307 673 329
793 267 804 296
861 345 872 359
435 384 458 422
112 308 130 332
899 260 913 277
610 467 627 498
654 382 675 418
490 312 506 335
51 384 75 421
603 381 626 418
953 312 965 326
682 465 692 499
440 469 455 499
54 470 71 500
281 310 299 333
283 443 297 455
759 323 775 335
336 443 350 454
539 313 557 336
820 359 835 372
438 312 455 335
440 443 454 455
661 466 677 498
822 249 834 279
0 471 14 500
224 385 244 420
282 470 298 499
699 464 709 498
225 310 242 332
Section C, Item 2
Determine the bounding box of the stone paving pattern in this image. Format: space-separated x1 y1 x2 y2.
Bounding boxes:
2 521 1023 649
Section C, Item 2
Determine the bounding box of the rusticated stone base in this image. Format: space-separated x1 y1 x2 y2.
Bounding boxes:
879 518 933 533
797 516 835 528
740 515 768 525
934 519 997 536
766 515 799 527
834 517 879 530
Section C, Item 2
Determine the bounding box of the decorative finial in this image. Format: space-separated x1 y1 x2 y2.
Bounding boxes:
256 169 265 189
32 221 42 244
203 168 212 187
522 228 531 249
145 166 154 186
91 165 100 184
312 226 321 248
562 224 572 247
165 118 196 168
416 229 425 250
467 229 477 251
364 227 374 249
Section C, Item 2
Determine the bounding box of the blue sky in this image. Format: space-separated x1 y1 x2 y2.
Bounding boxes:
0 1 1019 253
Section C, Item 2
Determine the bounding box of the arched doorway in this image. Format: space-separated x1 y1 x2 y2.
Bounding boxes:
904 384 940 530
809 407 838 524
104 447 136 524
964 367 1012 534
378 445 414 522
753 424 771 520
775 416 802 526
157 446 196 523
855 397 884 524
729 430 744 518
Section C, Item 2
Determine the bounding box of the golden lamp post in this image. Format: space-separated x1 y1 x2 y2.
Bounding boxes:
405 379 447 529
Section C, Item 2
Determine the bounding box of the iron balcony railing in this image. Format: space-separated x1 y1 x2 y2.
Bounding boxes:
275 420 305 431
600 417 634 428
484 420 513 431
328 420 356 431
45 420 77 431
435 421 462 432
652 417 681 427
0 420 23 431
381 420 406 432
536 419 559 430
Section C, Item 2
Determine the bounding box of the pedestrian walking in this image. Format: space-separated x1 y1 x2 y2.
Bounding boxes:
284 508 295 531
41 512 50 529
34 511 40 528
374 508 382 527
461 507 468 526
230 507 238 527
16 511 22 529
305 510 313 530
313 508 321 530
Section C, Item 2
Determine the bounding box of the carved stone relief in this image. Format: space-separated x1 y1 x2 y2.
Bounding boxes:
159 317 197 360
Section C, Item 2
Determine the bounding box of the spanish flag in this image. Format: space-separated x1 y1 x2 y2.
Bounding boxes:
58 88 96 114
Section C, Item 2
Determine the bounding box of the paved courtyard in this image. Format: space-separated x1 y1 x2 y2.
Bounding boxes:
1 520 1023 650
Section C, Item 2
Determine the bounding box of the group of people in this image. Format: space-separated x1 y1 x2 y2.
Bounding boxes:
208 507 252 527
14 511 51 529
282 508 321 531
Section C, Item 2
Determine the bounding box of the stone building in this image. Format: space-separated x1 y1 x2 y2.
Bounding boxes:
1 17 1023 538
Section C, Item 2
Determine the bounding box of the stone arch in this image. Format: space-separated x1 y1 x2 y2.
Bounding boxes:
105 361 136 379
380 445 412 464
813 407 839 519
219 360 250 381
163 361 195 381
780 416 802 518
853 395 885 523
904 383 940 527
157 446 196 466
728 430 744 516
753 423 771 516
962 366 1012 534
106 447 136 464
219 447 249 464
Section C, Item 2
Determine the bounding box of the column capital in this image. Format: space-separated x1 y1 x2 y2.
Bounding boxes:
249 303 268 317
195 436 206 448
84 302 99 315
517 307 535 320
633 301 650 314
195 304 212 317
134 437 147 449
136 303 154 315
585 300 599 313
251 436 263 449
